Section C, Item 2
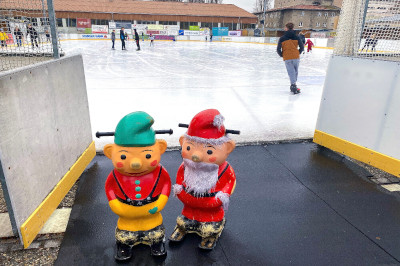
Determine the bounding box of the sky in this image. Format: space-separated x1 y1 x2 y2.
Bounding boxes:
223 0 275 13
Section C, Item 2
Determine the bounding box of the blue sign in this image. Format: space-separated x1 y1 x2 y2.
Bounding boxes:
212 27 229 36
179 30 184 35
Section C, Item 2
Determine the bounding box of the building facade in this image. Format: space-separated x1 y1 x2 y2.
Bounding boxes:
1 0 257 33
254 0 341 35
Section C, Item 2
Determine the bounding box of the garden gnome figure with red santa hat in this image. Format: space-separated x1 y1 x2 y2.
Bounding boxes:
169 109 239 250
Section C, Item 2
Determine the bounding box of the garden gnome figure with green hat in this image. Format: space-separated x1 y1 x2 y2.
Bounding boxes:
100 111 172 261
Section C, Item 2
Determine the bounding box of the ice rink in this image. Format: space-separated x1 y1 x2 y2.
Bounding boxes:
61 40 332 149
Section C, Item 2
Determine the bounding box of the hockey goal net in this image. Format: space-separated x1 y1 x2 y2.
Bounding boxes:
334 0 400 61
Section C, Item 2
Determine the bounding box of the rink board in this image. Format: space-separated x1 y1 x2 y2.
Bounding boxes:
0 55 94 247
314 55 400 177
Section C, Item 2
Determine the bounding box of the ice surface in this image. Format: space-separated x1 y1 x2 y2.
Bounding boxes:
61 40 332 150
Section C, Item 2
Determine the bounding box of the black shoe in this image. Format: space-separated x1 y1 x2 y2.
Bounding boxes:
169 226 186 242
114 242 132 261
151 241 167 256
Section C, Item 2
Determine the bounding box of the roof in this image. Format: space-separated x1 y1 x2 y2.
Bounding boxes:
254 5 340 15
2 0 257 18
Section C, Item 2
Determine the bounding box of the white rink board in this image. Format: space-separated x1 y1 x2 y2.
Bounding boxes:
315 56 400 159
0 55 92 237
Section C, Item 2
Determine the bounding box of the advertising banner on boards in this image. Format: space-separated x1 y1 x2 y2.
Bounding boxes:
92 25 108 34
77 18 91 29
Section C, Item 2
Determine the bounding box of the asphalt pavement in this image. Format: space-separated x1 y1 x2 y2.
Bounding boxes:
55 142 400 266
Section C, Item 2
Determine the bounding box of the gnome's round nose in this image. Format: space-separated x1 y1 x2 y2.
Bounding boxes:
191 154 201 162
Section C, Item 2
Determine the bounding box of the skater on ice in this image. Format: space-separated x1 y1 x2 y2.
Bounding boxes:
149 33 154 46
277 22 304 94
120 27 126 50
134 29 140 51
0 28 8 48
14 26 23 47
111 30 115 49
27 24 39 49
305 39 314 53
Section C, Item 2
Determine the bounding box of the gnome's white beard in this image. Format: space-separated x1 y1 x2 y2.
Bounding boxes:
183 158 219 195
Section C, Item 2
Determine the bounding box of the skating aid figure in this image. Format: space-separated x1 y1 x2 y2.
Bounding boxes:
169 109 239 250
97 111 172 261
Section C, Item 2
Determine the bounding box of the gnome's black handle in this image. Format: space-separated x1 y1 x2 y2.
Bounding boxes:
155 129 173 135
178 123 189 128
226 129 240 135
96 132 114 138
96 129 173 138
179 123 240 135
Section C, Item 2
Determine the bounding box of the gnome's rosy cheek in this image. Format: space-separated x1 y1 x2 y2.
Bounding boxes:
181 151 188 158
151 160 158 167
209 157 217 163
116 162 124 168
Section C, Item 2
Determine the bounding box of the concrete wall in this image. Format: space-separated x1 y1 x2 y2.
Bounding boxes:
315 55 400 160
0 55 92 238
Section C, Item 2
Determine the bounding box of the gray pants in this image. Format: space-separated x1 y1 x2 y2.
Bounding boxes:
284 59 300 85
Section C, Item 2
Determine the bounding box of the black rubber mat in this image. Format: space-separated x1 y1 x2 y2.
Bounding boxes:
55 143 400 265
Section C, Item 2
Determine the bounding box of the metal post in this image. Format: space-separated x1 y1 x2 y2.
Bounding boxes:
47 0 59 58
262 0 267 37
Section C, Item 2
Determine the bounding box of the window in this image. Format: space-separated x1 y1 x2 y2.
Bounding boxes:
301 11 305 16
299 22 303 27
180 22 189 29
331 12 336 17
323 22 327 27
201 22 214 28
68 18 76 27
273 22 277 27
316 22 320 27
318 12 322 17
56 18 63 27
324 12 328 17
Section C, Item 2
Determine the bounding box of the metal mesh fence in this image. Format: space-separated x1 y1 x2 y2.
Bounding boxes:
334 0 400 61
0 0 62 71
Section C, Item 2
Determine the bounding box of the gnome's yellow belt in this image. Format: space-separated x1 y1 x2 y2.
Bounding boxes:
116 194 160 206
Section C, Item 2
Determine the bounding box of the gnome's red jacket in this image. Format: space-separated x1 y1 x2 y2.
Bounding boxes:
176 161 236 222
105 165 171 203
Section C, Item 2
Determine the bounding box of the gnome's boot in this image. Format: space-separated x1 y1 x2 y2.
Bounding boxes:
169 224 187 242
150 239 167 256
115 241 132 261
199 233 222 250
198 218 226 250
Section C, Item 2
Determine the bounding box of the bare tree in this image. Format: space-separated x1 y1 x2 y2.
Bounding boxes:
253 0 272 13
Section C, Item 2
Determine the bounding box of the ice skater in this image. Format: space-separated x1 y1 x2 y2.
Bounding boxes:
149 33 154 46
210 33 213 42
142 32 144 41
134 29 140 51
362 34 376 52
305 39 314 53
14 26 23 47
45 29 51 43
120 27 126 50
277 22 304 94
0 28 8 48
27 24 39 49
111 30 116 49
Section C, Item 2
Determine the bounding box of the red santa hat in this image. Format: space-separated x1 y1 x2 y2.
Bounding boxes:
184 109 230 145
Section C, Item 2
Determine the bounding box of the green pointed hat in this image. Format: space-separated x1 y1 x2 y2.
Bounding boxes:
114 111 156 147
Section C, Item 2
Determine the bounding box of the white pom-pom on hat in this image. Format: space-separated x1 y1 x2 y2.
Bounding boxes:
213 114 225 130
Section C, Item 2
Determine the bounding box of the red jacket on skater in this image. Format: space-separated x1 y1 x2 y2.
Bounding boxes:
305 39 314 52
